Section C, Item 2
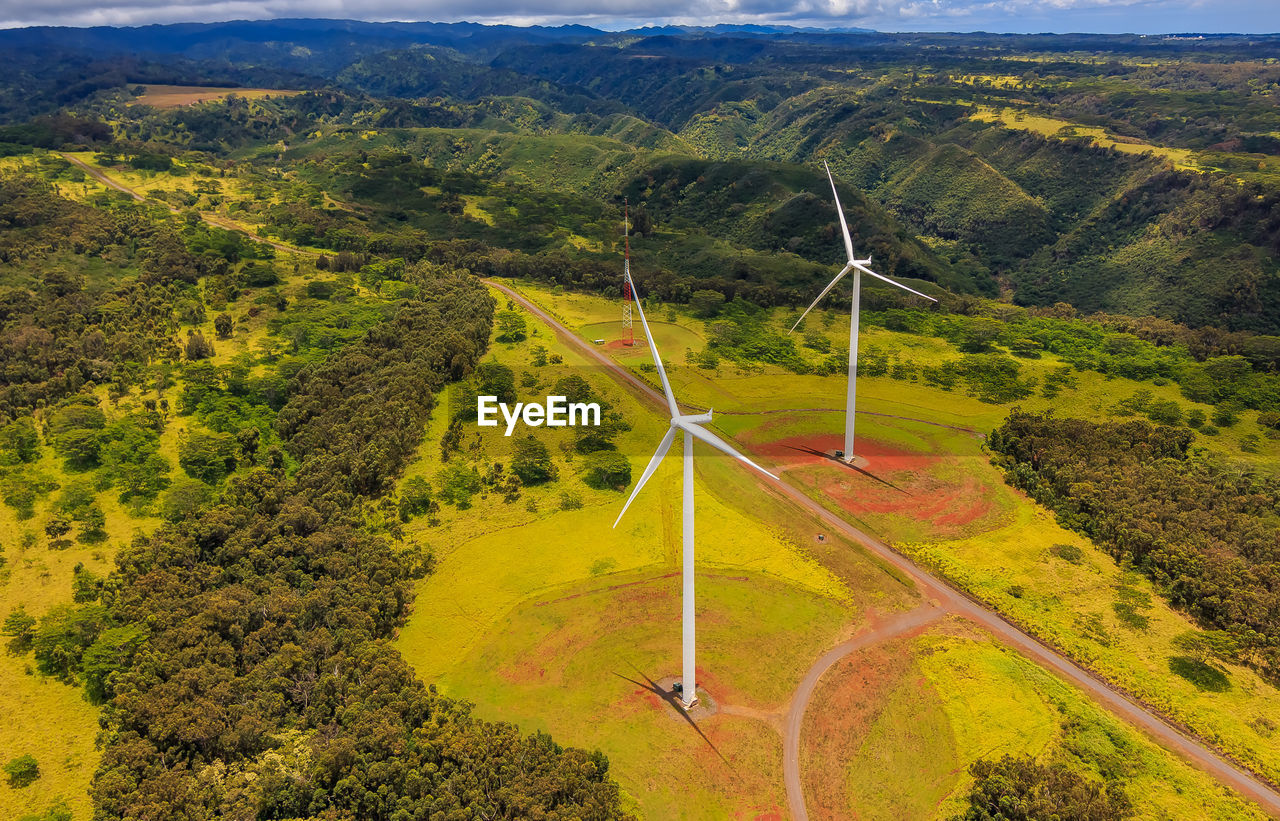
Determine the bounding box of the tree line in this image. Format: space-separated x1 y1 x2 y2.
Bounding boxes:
990 411 1280 677
11 264 628 819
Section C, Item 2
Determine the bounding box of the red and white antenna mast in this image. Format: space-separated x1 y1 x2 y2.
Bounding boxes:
622 199 634 347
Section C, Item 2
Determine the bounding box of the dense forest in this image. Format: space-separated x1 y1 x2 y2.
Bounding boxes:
0 21 1278 331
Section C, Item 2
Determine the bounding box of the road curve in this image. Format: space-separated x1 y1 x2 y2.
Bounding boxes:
783 603 945 821
486 277 1280 820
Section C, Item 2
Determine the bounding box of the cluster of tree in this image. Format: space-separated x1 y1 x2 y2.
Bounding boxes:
989 411 1280 675
951 754 1133 821
31 264 631 818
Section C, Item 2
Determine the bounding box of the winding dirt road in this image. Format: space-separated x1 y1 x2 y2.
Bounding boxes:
486 278 1280 821
59 153 315 256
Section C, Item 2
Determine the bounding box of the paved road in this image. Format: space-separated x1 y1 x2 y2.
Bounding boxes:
60 153 315 256
486 278 1280 821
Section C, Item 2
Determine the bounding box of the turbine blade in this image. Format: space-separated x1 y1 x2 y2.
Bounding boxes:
626 273 680 417
789 263 853 333
613 427 677 528
852 262 938 302
680 421 779 481
824 160 856 264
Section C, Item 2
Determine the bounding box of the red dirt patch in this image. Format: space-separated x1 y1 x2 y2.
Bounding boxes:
800 635 919 821
758 434 996 537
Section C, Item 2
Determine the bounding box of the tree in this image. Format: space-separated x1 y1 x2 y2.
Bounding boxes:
511 436 557 485
178 430 238 484
160 479 213 522
689 290 725 318
0 417 39 463
242 263 279 287
214 313 233 339
553 374 594 404
495 310 528 342
79 505 107 543
44 515 71 540
958 317 1003 352
3 754 39 788
584 451 631 489
185 332 215 361
437 462 481 507
2 606 36 653
398 476 434 520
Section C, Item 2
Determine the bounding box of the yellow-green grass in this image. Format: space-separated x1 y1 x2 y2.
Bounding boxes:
440 569 845 818
903 500 1280 785
970 106 1197 169
461 195 495 225
834 626 1057 820
134 84 302 108
394 286 936 814
397 286 861 683
0 446 131 820
835 625 1267 820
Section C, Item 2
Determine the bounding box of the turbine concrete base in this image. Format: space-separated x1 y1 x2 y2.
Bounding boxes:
655 675 717 721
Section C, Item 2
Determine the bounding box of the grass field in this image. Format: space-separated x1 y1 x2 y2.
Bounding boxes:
443 569 844 818
804 620 1267 820
133 84 303 108
509 278 1280 802
394 285 930 814
970 105 1197 169
0 445 127 820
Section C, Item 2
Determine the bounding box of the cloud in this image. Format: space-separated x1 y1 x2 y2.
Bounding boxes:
0 0 1273 32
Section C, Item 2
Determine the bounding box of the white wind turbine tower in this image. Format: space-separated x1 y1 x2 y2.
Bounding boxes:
613 272 779 710
791 161 937 463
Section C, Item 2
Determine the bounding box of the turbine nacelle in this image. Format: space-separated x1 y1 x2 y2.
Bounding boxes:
614 273 780 530
787 165 936 335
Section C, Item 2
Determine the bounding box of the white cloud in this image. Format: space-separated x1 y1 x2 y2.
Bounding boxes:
0 0 1274 31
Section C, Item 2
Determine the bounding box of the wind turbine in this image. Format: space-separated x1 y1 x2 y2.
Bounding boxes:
791 161 937 463
613 272 779 710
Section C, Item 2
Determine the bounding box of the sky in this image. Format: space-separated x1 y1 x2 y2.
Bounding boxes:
2 0 1277 33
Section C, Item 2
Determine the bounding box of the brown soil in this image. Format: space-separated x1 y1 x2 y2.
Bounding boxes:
798 633 920 821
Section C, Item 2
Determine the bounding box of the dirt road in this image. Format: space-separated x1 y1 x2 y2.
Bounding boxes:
486 277 1280 820
59 153 314 256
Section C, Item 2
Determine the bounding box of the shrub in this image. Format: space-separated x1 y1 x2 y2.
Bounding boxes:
1145 400 1183 426
3 754 39 788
